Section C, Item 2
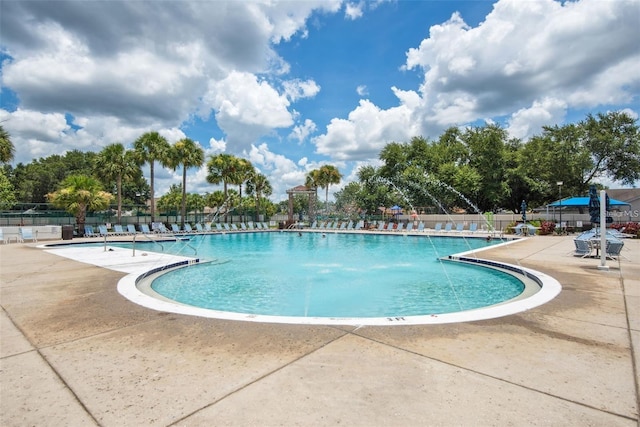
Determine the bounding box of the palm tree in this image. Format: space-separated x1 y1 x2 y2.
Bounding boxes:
47 175 113 237
230 158 254 223
305 169 321 218
246 172 272 222
0 125 15 164
133 132 170 223
206 153 239 222
317 165 342 213
94 143 139 223
167 138 205 227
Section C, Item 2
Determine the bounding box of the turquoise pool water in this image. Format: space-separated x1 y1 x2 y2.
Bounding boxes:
127 232 524 318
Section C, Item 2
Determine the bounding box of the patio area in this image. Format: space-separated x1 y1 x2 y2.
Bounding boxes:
1 234 638 426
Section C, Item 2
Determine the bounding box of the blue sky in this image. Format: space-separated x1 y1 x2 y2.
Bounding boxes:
1 0 639 201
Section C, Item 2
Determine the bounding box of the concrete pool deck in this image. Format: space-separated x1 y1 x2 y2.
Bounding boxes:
1 234 638 426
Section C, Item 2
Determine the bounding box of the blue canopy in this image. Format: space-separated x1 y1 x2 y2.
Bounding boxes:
547 196 629 207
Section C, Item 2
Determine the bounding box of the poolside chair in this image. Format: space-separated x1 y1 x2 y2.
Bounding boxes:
231 224 239 231
417 222 425 232
433 223 442 233
469 223 478 233
248 222 255 230
455 223 464 233
240 223 247 231
395 223 404 232
310 221 317 229
204 223 213 233
98 225 112 237
346 221 354 230
377 222 386 231
574 239 593 257
262 222 269 229
223 223 231 231
339 222 347 230
0 228 7 244
140 224 152 234
255 222 263 230
170 224 183 234
444 223 453 232
184 223 194 234
19 227 37 243
195 223 205 233
606 240 625 260
127 224 138 234
84 225 97 237
355 221 364 230
114 224 127 235
405 222 413 232
215 223 223 231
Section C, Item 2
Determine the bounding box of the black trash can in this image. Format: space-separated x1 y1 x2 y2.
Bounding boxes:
62 225 74 240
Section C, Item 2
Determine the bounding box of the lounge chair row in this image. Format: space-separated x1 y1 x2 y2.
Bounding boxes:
83 222 272 237
0 227 37 243
309 221 481 233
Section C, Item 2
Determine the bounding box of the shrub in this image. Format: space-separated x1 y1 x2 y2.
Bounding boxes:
538 221 556 235
612 222 639 238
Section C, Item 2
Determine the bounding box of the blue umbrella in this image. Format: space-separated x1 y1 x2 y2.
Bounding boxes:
521 200 527 222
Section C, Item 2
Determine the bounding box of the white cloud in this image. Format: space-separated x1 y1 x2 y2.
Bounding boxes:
203 71 294 151
289 119 317 143
345 2 364 20
507 98 567 141
282 79 321 102
356 85 368 96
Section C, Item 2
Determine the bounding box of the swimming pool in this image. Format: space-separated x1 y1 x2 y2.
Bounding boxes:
113 231 554 323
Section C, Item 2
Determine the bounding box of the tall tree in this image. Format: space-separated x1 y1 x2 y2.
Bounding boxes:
94 143 140 223
0 125 15 164
133 132 170 222
229 158 254 223
246 172 272 222
47 175 113 237
167 138 204 227
582 111 640 186
317 165 342 214
206 153 241 221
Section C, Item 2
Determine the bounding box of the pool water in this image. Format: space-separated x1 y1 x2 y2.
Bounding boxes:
131 232 524 318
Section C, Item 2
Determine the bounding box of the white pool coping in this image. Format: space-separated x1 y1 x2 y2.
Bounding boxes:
44 236 562 326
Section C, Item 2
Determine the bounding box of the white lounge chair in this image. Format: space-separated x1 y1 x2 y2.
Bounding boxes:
19 227 37 242
0 228 8 244
127 224 138 234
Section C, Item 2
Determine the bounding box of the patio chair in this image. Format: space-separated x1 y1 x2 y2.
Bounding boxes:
433 223 443 233
339 222 347 230
204 223 213 232
573 239 593 257
114 224 127 235
310 221 317 229
262 222 269 229
170 224 183 234
223 223 231 231
444 223 453 232
469 223 478 233
240 223 247 231
255 222 263 230
405 222 414 232
195 223 205 233
98 225 112 237
417 222 425 232
248 222 255 230
377 222 386 231
19 227 37 243
84 225 97 237
0 228 7 244
215 223 223 231
231 224 239 231
140 224 152 234
395 223 405 232
454 223 464 233
606 240 625 260
127 224 138 234
183 223 194 233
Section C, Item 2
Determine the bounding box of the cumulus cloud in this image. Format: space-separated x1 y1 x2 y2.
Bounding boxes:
356 85 368 96
345 2 364 20
309 0 640 163
289 119 317 143
282 79 321 102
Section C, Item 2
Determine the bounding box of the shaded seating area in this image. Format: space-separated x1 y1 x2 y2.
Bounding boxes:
573 229 625 259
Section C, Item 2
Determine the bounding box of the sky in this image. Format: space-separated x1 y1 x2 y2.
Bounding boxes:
1 0 639 202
